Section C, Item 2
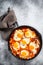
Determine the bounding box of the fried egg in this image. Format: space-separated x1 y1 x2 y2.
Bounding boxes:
20 38 30 48
13 30 24 41
29 42 39 54
13 42 20 51
25 29 36 38
20 50 29 59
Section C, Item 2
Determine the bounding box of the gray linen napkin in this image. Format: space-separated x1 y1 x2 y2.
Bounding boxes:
0 8 18 41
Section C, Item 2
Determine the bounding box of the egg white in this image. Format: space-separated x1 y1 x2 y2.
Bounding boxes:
29 42 39 54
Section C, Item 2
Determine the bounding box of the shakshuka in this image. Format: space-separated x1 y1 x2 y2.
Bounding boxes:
9 27 40 60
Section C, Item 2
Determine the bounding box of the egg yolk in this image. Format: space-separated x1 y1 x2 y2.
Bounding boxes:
29 45 35 50
21 39 27 45
17 33 23 38
13 42 20 50
25 31 29 37
21 50 29 57
22 51 26 56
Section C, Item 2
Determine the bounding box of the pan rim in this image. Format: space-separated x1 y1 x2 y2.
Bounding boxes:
8 25 42 61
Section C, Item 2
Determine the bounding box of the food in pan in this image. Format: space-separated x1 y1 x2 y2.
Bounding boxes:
9 27 40 60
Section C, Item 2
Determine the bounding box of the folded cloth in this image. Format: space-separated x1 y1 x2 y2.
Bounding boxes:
0 7 18 41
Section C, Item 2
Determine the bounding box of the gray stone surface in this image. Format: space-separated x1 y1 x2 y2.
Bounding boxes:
0 0 43 65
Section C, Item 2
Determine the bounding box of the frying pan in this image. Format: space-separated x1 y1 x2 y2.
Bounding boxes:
8 22 42 61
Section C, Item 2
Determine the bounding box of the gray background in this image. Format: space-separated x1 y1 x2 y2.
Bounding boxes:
0 0 43 65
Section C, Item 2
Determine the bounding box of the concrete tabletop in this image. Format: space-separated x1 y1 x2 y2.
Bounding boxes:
0 0 43 65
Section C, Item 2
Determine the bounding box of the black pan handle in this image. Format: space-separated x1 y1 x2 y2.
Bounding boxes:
15 21 19 27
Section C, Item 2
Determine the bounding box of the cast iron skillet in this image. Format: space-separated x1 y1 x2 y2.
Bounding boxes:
8 23 42 61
